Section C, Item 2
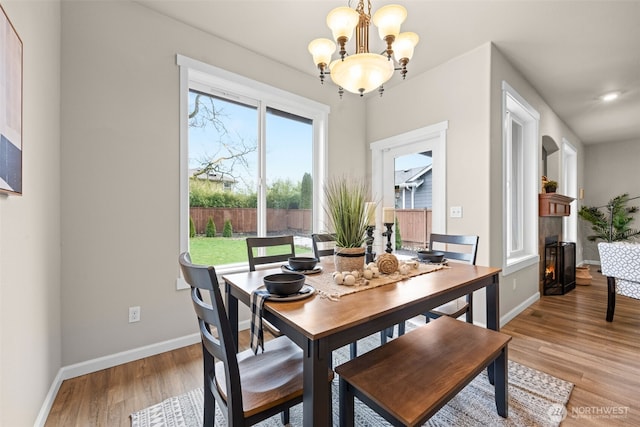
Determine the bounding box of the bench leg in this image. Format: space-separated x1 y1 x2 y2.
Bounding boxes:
606 276 616 322
339 378 355 427
380 330 388 345
493 347 509 418
350 342 358 359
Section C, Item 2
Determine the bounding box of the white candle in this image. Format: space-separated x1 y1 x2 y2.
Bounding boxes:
365 202 376 226
383 207 395 224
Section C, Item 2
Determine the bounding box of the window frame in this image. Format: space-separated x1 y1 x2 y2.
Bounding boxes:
177 55 329 276
502 81 540 276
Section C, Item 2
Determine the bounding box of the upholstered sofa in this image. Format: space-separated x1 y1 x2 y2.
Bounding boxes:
598 242 640 321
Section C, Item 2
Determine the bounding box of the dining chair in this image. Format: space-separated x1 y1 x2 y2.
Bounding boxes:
179 252 316 426
425 233 479 323
246 235 296 271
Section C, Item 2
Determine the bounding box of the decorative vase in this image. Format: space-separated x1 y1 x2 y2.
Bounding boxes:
334 247 366 272
576 265 592 286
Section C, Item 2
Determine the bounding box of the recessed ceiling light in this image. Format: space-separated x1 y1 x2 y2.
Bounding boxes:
600 91 621 102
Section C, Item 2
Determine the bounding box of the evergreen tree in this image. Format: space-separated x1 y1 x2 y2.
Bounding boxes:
223 219 233 237
395 217 402 249
205 217 216 237
189 217 196 238
300 173 313 209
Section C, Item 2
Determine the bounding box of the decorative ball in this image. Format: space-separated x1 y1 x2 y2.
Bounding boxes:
377 253 399 275
333 273 344 284
399 264 410 275
343 274 356 286
362 269 373 280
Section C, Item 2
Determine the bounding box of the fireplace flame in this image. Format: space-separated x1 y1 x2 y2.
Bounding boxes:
545 265 555 280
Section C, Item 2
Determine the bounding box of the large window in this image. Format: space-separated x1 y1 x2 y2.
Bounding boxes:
502 82 539 275
178 55 328 271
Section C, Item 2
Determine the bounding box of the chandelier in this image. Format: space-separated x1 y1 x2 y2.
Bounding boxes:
308 0 419 97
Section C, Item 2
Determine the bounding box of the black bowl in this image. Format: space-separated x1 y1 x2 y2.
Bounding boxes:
417 250 445 263
263 273 306 295
287 256 319 271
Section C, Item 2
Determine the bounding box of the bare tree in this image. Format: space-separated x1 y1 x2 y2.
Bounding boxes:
189 93 256 190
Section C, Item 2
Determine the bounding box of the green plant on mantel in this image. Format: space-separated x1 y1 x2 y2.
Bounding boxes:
544 180 558 193
323 177 374 248
578 193 640 242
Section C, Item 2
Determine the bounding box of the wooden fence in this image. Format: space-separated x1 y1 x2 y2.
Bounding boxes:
395 209 432 249
190 207 312 235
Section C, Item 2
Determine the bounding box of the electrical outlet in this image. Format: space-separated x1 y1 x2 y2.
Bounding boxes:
129 306 141 323
450 206 463 218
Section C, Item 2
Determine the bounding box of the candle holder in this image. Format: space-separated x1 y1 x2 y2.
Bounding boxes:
365 226 376 264
382 222 394 254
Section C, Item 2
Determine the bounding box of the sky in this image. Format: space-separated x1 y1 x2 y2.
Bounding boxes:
188 91 312 192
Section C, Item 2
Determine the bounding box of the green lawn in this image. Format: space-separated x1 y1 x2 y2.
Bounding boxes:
189 236 312 266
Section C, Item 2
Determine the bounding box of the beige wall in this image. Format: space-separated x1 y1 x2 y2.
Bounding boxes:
367 44 493 261
367 44 493 323
490 44 585 312
0 1 61 425
60 0 366 366
582 139 640 261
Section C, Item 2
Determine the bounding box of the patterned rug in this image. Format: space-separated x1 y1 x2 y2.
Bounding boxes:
131 322 573 427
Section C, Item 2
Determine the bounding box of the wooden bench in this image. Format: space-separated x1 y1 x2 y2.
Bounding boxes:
334 316 511 427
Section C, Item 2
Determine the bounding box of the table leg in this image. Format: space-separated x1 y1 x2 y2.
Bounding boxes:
494 346 509 418
486 274 500 384
303 338 331 427
225 281 239 353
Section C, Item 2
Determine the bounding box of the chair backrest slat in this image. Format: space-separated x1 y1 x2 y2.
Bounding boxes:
246 236 296 271
312 233 336 259
429 233 479 265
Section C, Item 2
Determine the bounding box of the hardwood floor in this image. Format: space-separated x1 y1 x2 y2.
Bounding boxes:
45 271 640 426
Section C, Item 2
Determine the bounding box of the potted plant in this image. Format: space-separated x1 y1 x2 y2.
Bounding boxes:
578 193 640 242
323 176 375 272
544 180 558 193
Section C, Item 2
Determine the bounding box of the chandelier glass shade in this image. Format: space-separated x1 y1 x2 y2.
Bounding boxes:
308 0 419 97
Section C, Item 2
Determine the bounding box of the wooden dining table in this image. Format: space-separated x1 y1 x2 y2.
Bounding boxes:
222 259 501 427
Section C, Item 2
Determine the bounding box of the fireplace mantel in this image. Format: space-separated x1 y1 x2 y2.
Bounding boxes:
539 193 575 217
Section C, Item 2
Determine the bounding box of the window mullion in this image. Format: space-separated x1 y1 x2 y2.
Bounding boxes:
257 101 267 237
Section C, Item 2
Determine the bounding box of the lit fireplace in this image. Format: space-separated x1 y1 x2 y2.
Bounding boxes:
543 237 576 295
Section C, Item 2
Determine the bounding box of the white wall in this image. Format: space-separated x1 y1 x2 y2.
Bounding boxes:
60 0 366 366
582 139 640 261
0 1 61 425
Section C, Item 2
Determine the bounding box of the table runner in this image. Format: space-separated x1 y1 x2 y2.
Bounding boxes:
306 263 447 300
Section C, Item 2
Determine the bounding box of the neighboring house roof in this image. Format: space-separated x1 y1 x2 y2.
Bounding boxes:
395 165 432 189
189 168 236 184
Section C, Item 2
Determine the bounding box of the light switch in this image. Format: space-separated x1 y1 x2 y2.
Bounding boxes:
450 206 463 218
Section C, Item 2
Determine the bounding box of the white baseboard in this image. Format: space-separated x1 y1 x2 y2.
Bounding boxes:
501 291 540 327
35 332 201 427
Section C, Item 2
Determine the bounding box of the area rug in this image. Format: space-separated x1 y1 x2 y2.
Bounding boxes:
131 323 573 427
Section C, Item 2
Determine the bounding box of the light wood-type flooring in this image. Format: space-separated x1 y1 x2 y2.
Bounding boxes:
45 271 639 426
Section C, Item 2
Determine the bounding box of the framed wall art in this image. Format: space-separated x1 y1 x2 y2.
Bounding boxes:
0 3 22 195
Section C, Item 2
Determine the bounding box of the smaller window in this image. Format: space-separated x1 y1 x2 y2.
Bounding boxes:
502 82 540 275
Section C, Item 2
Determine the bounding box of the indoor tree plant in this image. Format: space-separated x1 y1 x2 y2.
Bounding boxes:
578 193 640 242
323 176 375 271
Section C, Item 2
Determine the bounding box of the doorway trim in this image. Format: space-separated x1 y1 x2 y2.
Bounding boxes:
370 121 448 251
